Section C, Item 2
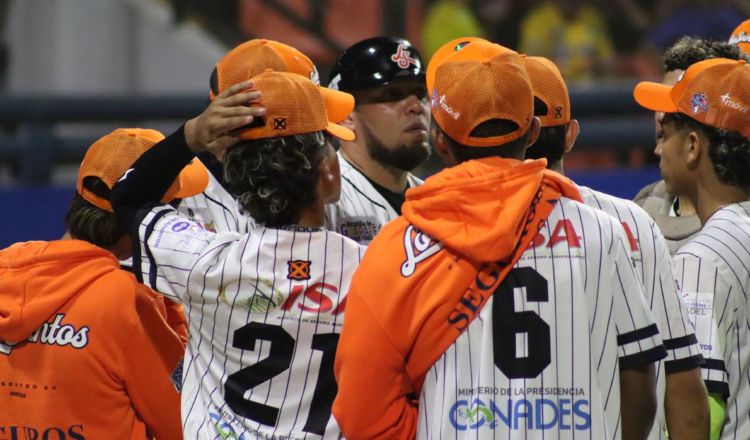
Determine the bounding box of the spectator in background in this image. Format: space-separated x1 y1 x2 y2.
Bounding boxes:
729 18 750 54
649 0 744 51
473 0 531 51
519 0 614 81
422 0 485 60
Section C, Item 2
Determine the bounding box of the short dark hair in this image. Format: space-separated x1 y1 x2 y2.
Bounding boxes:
435 117 530 162
662 112 750 189
223 131 328 227
65 177 123 248
525 124 567 166
664 36 745 72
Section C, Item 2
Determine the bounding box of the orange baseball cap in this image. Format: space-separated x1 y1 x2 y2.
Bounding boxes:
729 19 750 54
77 129 209 212
430 50 534 147
522 55 571 127
634 58 750 138
426 37 488 93
238 71 355 141
209 39 320 100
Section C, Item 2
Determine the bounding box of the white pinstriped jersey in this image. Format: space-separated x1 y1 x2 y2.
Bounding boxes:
178 171 255 233
324 152 422 245
417 197 666 439
672 202 750 440
579 186 703 440
132 204 364 439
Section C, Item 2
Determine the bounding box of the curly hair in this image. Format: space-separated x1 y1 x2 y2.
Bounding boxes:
65 177 123 248
223 131 327 227
664 36 746 72
662 113 750 189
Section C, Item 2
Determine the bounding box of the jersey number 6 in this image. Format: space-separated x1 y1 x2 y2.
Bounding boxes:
493 267 552 379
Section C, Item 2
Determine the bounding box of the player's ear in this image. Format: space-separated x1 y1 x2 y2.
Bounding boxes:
684 130 704 170
564 119 580 153
317 141 341 204
525 117 542 148
339 113 356 131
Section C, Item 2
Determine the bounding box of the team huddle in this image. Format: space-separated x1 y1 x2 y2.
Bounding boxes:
2 18 750 440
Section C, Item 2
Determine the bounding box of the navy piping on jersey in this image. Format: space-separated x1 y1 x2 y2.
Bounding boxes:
664 355 706 374
619 345 668 369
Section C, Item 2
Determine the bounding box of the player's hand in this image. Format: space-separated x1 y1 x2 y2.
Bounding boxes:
184 80 265 154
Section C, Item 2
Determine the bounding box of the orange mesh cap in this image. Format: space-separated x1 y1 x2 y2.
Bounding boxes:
522 55 571 127
729 19 750 55
431 52 534 147
77 128 209 212
634 58 750 138
209 39 319 100
426 37 487 93
238 71 355 141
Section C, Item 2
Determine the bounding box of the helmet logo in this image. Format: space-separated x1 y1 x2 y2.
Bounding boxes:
329 73 342 91
391 43 419 69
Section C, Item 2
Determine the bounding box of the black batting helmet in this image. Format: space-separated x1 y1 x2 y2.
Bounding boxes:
327 36 425 93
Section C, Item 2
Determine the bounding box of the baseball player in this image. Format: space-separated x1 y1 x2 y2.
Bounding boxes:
634 58 750 440
333 43 666 439
632 36 746 254
111 74 364 439
0 129 198 439
325 36 430 244
178 38 323 234
521 52 707 440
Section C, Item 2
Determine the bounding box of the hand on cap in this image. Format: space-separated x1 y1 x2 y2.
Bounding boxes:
184 80 266 154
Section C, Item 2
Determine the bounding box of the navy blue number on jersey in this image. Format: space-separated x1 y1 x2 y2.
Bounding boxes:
225 323 339 435
493 267 551 378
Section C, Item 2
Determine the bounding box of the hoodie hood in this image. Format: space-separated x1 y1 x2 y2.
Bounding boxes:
403 157 581 262
0 240 120 343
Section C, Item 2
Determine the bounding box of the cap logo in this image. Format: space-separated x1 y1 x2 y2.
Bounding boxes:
690 93 709 113
729 31 750 45
432 91 460 120
720 93 749 113
273 118 288 130
553 106 563 118
391 43 419 69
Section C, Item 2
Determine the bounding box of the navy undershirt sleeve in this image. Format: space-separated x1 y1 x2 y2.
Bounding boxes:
110 124 195 233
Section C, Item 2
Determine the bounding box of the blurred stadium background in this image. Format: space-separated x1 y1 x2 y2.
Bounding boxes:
1 0 746 247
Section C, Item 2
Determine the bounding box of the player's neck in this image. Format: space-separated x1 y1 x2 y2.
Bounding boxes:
295 205 326 228
340 145 409 193
693 181 749 224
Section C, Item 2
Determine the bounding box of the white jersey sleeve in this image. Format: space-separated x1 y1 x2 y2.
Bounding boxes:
325 152 422 245
416 198 665 439
133 204 365 439
672 202 750 439
579 186 702 439
178 171 255 234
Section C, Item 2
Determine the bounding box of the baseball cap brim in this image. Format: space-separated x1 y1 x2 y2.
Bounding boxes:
173 158 209 199
320 86 356 140
633 82 679 113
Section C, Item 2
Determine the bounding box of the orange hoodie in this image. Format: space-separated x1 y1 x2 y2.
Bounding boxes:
333 157 581 439
0 240 184 440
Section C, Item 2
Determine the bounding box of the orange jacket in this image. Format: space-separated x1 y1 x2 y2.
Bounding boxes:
333 158 581 439
0 240 184 440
